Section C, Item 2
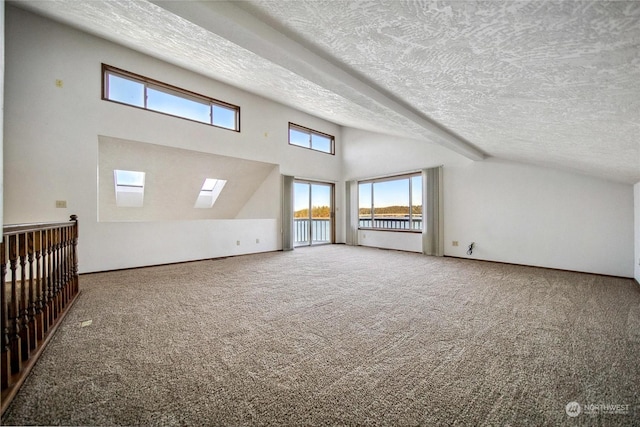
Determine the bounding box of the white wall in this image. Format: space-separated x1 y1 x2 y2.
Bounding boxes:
0 0 4 230
343 127 635 277
358 229 422 253
635 182 640 283
4 6 343 272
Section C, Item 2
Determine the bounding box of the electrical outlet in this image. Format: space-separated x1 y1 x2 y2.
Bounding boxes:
236 240 240 246
55 200 67 208
256 238 260 244
55 79 63 88
452 241 459 247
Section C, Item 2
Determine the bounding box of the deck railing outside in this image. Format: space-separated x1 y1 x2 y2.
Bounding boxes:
358 217 422 231
294 218 331 244
294 217 422 245
1 216 79 414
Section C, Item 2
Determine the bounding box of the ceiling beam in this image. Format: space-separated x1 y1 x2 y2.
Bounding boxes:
151 0 486 161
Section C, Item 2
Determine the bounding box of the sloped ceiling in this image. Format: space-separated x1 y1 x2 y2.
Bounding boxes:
12 0 640 183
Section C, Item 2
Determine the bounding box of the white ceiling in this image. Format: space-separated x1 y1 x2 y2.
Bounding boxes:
12 0 640 183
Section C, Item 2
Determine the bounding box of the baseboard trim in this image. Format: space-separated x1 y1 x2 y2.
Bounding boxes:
80 250 282 275
445 255 633 281
81 247 636 283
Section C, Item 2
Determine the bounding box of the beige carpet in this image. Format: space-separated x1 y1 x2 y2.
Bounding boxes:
2 245 639 426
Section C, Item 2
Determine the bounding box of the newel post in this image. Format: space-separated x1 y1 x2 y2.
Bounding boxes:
70 215 79 294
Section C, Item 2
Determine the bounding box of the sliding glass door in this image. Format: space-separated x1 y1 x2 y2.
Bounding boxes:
294 181 334 246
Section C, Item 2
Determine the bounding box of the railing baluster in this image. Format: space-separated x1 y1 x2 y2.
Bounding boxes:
1 241 12 389
46 229 54 327
61 228 67 308
358 217 423 231
40 229 48 332
58 229 65 314
51 230 59 319
63 227 70 307
58 228 66 309
27 232 38 351
34 230 45 340
8 235 22 374
294 219 334 244
56 228 64 314
54 228 61 319
18 233 31 361
64 226 71 307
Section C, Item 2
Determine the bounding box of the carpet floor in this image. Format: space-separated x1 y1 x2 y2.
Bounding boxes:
2 245 639 426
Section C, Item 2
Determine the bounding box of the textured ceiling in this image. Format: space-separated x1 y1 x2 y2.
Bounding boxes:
241 0 640 183
12 0 640 183
12 0 429 140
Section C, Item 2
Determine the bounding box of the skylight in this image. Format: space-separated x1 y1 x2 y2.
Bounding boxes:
194 178 227 208
114 169 145 207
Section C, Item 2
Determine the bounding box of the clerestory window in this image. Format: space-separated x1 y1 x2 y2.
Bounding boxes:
288 123 334 154
103 64 240 131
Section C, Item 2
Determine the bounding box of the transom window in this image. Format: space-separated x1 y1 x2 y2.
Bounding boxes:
103 64 240 131
358 173 422 231
288 123 335 154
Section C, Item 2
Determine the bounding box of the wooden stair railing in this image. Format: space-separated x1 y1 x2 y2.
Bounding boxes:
1 215 79 415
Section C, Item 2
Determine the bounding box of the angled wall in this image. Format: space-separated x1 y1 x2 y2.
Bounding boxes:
97 137 279 222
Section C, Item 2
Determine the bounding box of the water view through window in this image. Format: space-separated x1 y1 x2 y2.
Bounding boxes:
358 173 422 231
294 181 333 245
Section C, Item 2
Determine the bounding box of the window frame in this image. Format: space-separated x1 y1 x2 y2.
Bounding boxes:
194 178 227 209
358 172 423 233
102 64 241 132
288 122 335 155
113 169 146 208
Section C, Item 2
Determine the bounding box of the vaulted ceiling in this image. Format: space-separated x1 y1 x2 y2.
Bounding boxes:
12 0 640 183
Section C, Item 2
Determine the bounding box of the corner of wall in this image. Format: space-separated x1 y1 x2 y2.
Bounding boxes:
235 165 281 220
